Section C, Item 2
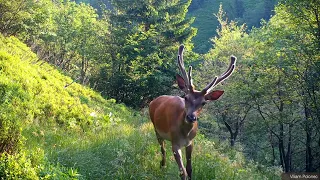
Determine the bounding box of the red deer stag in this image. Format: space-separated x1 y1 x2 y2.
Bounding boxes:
149 45 236 180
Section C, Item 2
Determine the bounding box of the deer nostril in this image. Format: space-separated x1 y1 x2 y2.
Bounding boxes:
186 114 197 122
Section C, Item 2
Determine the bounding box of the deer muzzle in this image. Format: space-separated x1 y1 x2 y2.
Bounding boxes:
186 114 197 123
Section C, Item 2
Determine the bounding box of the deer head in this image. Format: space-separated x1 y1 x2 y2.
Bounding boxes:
176 45 236 123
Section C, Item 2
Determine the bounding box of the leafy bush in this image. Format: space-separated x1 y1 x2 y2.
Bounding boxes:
0 150 80 179
0 152 38 179
0 52 30 154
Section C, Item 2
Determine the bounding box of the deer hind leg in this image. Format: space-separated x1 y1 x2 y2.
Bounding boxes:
156 132 166 167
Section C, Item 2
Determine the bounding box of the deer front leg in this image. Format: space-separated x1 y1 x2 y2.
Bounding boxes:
172 145 187 180
186 143 193 179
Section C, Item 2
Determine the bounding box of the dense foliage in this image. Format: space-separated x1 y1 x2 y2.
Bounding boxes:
197 1 320 173
94 0 197 107
74 0 279 53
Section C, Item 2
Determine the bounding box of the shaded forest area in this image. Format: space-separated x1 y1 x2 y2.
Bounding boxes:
0 0 319 176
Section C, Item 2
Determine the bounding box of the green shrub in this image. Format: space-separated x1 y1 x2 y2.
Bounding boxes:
0 152 38 180
0 54 31 154
0 150 80 180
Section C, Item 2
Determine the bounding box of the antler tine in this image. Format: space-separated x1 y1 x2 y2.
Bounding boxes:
214 56 236 85
188 66 194 90
202 56 236 94
201 76 218 94
177 45 190 90
219 56 236 78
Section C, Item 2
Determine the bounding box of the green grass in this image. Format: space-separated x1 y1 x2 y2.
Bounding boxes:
23 118 282 179
0 34 281 179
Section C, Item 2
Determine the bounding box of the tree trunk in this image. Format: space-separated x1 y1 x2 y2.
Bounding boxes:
305 105 313 172
278 122 286 171
230 132 236 147
222 114 237 147
269 132 276 166
285 124 292 172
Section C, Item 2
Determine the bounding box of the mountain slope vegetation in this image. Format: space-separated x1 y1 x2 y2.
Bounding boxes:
0 34 280 179
188 0 279 53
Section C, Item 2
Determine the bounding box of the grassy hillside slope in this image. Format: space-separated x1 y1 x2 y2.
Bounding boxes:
0 35 281 179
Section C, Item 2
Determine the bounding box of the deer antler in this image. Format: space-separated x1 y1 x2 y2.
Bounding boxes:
177 45 194 92
202 56 236 94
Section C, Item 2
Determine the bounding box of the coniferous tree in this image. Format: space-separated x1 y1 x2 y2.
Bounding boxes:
96 0 197 108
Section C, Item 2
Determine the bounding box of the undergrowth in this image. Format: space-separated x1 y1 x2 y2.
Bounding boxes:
0 34 281 179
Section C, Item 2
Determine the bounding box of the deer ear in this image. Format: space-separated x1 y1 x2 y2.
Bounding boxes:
176 74 186 90
205 90 224 101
